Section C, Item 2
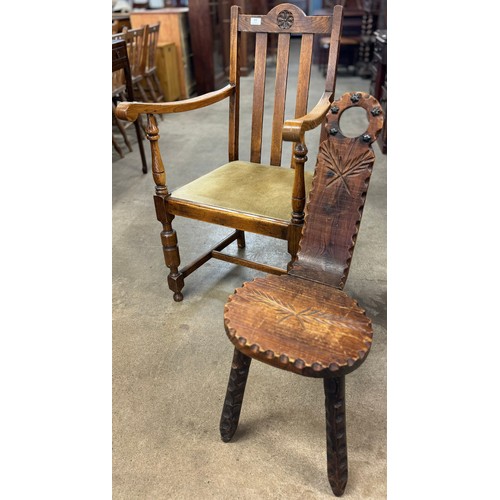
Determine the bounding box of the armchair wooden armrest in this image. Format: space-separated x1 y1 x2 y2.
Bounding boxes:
115 84 236 122
282 92 334 143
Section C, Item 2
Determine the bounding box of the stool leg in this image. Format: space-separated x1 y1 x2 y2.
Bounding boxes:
220 348 252 442
324 376 348 497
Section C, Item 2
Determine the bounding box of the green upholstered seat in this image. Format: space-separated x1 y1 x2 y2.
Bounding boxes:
171 161 314 221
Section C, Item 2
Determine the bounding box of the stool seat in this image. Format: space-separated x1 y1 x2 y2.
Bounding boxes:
224 275 373 378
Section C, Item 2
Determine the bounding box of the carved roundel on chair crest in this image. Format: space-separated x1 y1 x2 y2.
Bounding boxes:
277 10 294 29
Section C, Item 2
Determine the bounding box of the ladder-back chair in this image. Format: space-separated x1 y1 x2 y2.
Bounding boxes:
116 4 344 301
117 26 149 103
142 22 164 103
112 38 148 173
220 92 384 496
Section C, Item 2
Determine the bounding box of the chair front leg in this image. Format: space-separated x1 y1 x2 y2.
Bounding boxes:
160 211 184 302
324 376 348 497
220 348 252 442
288 140 308 269
287 224 302 271
236 230 246 249
148 115 183 300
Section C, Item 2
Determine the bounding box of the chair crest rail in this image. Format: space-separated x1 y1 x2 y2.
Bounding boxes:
238 3 340 34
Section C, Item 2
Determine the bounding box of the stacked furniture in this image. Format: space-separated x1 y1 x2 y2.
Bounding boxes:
112 39 148 173
130 8 195 98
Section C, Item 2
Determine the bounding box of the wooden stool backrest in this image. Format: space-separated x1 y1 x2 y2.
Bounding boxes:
230 3 343 166
289 92 384 289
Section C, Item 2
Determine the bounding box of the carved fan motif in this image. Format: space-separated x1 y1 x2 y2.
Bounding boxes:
277 10 294 29
244 289 359 332
318 141 375 198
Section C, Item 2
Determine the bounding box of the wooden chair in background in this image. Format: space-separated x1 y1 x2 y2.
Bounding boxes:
142 22 164 104
118 26 149 103
116 3 345 301
112 36 133 159
220 91 384 496
112 38 148 173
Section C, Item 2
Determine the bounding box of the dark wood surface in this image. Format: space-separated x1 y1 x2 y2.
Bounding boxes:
369 29 386 153
112 39 148 174
112 12 131 32
289 91 384 288
314 0 382 77
219 348 252 442
187 0 217 95
324 376 348 496
228 5 241 162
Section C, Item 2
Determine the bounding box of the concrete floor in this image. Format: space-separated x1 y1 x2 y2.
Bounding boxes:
113 41 386 499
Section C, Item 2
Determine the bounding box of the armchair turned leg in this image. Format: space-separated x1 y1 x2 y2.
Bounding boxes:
287 223 302 270
324 376 348 497
220 348 252 442
288 140 307 270
236 230 246 249
161 214 185 302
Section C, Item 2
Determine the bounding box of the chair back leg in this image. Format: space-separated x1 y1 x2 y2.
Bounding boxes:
220 348 252 443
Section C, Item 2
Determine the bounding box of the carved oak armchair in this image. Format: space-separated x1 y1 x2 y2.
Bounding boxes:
116 3 345 301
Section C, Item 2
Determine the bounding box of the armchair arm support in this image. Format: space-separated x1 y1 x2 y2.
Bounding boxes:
282 92 334 143
115 84 236 122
